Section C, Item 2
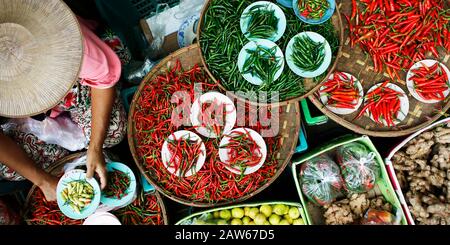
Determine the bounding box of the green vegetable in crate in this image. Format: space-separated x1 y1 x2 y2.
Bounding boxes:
60 181 94 214
243 4 279 39
300 155 343 206
292 35 325 72
242 45 282 84
181 204 305 225
336 142 380 193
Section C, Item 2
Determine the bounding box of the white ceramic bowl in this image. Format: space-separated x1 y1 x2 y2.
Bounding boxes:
285 31 332 78
406 59 450 104
364 83 409 126
218 128 267 175
161 130 206 178
238 39 285 86
190 91 237 138
240 1 287 42
319 72 364 115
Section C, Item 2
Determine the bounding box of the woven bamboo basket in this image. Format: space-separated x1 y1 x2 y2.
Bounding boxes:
309 0 450 137
197 0 345 107
23 152 168 225
128 43 301 207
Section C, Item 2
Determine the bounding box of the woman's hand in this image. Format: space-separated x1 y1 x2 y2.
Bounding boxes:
86 147 108 189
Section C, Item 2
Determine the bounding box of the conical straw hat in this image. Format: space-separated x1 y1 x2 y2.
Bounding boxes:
0 0 83 118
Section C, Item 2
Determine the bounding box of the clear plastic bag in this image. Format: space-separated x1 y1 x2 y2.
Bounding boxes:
2 117 87 151
361 208 402 225
300 155 343 206
336 143 380 193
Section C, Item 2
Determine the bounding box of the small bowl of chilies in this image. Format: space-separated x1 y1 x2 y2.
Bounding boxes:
218 128 267 175
240 1 287 42
293 0 336 25
406 59 450 104
100 162 137 209
285 31 332 78
56 170 101 220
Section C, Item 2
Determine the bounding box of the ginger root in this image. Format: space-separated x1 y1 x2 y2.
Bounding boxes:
392 125 450 225
323 199 354 225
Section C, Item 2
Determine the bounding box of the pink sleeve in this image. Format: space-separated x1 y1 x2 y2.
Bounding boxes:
78 20 121 89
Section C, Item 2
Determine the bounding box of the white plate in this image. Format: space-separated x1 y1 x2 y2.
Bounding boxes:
190 92 237 138
218 128 267 175
83 212 121 225
161 130 206 178
238 39 285 86
240 1 287 42
285 31 332 78
319 72 364 115
364 83 409 126
406 59 450 104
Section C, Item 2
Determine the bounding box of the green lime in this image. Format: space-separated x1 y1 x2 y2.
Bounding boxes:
279 219 290 225
242 216 251 225
293 219 305 225
254 214 267 225
248 207 259 219
232 207 245 219
231 218 243 225
269 214 281 225
219 209 231 221
273 204 288 215
288 207 300 219
260 205 273 218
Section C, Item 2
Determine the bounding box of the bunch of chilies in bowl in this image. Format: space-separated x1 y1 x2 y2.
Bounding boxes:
133 61 281 204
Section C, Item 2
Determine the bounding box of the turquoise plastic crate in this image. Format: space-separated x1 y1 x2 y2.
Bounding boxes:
301 100 328 126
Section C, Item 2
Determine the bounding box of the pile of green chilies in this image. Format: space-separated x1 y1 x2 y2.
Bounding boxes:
292 35 325 72
201 0 339 102
243 45 282 87
103 169 131 199
243 4 279 39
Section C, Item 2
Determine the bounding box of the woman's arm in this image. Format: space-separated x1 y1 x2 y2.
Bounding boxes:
0 132 58 201
86 86 116 189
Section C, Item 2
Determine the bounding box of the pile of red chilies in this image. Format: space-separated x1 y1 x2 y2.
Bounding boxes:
133 60 281 204
411 62 449 100
103 169 130 199
356 81 403 126
112 191 163 225
347 0 450 80
167 137 203 177
320 72 361 109
26 189 83 225
26 188 163 225
223 130 262 171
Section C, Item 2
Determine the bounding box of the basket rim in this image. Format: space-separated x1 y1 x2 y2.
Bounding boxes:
127 44 301 207
310 95 450 137
196 0 345 107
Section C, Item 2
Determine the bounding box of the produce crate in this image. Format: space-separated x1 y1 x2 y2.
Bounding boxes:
128 43 301 207
385 117 450 225
23 152 168 225
175 201 306 225
309 0 450 137
291 135 407 225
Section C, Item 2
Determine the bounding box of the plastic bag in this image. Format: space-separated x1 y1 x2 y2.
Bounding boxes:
2 117 87 152
125 58 157 84
145 3 170 55
174 0 205 20
361 208 402 225
336 142 380 193
300 155 343 206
